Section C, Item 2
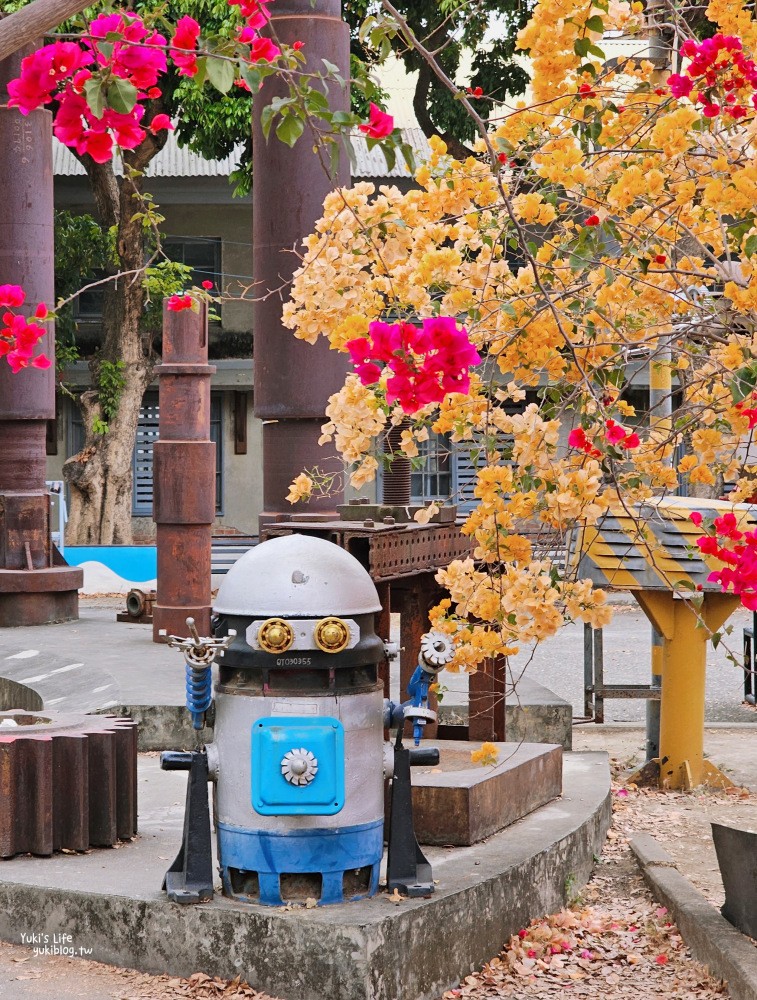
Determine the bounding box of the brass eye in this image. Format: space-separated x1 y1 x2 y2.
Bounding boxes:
314 617 350 654
257 618 295 654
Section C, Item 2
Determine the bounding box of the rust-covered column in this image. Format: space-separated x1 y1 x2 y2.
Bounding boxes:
0 47 82 626
253 0 350 527
152 301 216 641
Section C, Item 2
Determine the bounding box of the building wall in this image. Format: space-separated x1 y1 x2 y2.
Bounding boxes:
47 381 264 542
158 202 253 339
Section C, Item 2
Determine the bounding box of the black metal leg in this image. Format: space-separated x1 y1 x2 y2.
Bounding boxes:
386 739 434 898
161 751 214 904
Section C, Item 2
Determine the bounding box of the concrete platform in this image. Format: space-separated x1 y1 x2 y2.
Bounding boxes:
0 751 611 1000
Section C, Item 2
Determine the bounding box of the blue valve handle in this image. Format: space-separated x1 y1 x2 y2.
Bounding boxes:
406 663 435 745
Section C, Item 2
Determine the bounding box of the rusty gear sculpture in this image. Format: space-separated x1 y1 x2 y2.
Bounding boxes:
0 711 138 858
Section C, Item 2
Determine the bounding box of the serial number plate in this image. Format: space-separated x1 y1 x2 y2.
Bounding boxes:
275 656 313 667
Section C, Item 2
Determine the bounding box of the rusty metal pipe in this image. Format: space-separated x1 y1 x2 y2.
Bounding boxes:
152 301 216 641
253 0 350 526
0 47 82 625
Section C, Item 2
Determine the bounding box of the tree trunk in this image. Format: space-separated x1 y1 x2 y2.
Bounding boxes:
63 371 150 543
63 135 164 544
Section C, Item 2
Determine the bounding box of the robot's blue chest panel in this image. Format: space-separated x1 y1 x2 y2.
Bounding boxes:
251 716 345 816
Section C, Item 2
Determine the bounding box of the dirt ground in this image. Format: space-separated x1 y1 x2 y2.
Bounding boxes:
0 734 754 1000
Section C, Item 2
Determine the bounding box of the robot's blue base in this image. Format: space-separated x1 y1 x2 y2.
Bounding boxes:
218 820 383 906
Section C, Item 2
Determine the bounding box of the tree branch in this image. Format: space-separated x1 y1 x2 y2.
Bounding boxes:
0 0 93 63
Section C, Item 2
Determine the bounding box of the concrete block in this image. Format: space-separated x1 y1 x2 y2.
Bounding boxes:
410 742 562 845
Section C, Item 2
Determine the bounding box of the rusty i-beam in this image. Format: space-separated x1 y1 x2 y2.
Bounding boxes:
252 0 350 527
152 301 216 641
0 47 82 626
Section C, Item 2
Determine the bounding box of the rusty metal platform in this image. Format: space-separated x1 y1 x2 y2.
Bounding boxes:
262 518 474 583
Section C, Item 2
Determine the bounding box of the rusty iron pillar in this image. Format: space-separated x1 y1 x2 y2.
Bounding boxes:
252 0 350 528
152 301 216 642
0 49 82 626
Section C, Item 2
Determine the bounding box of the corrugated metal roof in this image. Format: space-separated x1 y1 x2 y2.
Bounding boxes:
351 128 430 178
53 128 431 180
52 132 242 178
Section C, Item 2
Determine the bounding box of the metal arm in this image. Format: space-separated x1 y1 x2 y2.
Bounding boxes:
161 617 236 730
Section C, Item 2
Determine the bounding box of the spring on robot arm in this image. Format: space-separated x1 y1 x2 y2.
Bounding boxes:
185 662 213 727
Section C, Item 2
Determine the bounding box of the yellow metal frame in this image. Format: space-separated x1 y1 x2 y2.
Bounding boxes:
634 591 738 789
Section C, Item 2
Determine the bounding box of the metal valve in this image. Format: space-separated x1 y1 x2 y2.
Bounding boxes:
419 631 455 671
161 617 236 667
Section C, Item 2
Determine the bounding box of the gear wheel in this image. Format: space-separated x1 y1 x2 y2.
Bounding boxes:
280 747 318 786
420 630 455 669
0 710 138 858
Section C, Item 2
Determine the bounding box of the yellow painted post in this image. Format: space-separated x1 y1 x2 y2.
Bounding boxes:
636 590 740 788
647 349 672 761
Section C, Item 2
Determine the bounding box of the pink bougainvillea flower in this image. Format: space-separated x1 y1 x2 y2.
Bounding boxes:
667 73 693 98
0 285 25 308
604 419 626 444
584 214 600 226
148 114 174 135
690 511 703 527
170 16 201 77
346 317 480 414
167 294 194 312
229 0 273 30
7 42 91 114
249 37 281 62
359 102 394 139
293 41 304 51
34 302 49 319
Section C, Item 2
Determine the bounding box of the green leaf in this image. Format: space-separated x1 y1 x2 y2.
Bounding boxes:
585 14 605 32
400 142 416 174
574 37 591 57
321 59 344 85
331 110 355 126
731 364 757 402
380 142 396 173
570 251 589 272
305 88 330 114
206 57 235 95
240 63 262 92
107 78 138 115
275 113 305 147
745 234 757 257
84 77 105 120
